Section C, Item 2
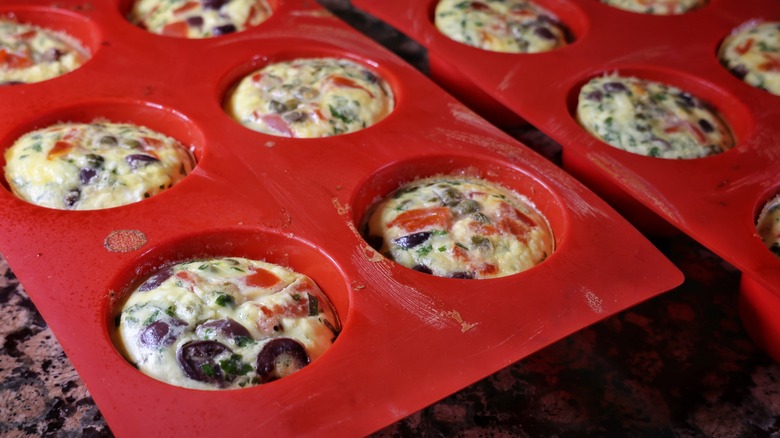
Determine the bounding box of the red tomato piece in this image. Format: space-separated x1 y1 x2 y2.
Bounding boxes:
161 21 189 37
47 141 73 159
328 75 374 98
246 268 280 288
478 264 498 276
173 1 199 14
468 221 499 236
141 136 163 149
470 2 491 11
0 49 34 69
15 30 37 40
735 38 754 55
388 207 451 233
759 55 780 72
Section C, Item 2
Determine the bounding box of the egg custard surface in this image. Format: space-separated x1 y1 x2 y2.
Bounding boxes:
757 194 780 258
4 121 195 210
115 257 341 390
364 176 554 279
0 19 89 84
577 75 734 159
599 0 706 15
719 21 780 96
130 0 272 38
434 0 568 53
226 57 394 138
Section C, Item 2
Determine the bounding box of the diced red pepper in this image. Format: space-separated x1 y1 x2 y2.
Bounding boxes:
388 207 451 233
735 38 754 55
174 270 199 292
759 55 780 72
478 264 498 276
246 268 280 288
161 21 189 37
15 30 37 40
468 221 499 236
141 136 162 149
470 1 490 11
497 202 536 241
251 72 263 83
0 49 34 69
47 141 73 159
173 1 199 14
328 75 374 98
452 244 469 261
244 4 258 27
258 113 294 137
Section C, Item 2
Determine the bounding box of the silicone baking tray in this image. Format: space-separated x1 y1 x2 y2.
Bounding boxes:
0 1 682 435
354 0 780 352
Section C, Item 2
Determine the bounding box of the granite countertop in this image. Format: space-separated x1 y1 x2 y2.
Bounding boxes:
3 1 780 436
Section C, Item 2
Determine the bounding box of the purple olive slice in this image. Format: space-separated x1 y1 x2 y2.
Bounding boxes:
256 338 310 383
177 340 232 384
138 267 173 292
393 231 431 249
196 318 252 339
140 318 187 347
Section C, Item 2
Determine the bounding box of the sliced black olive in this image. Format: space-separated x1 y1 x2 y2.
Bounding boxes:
268 100 287 113
140 318 186 347
534 26 555 40
472 212 490 224
412 264 433 274
451 271 476 280
202 0 228 9
212 24 237 36
731 64 749 80
85 153 105 168
393 231 432 249
177 340 231 384
438 186 463 206
138 267 173 291
64 188 81 208
98 135 118 146
363 71 378 84
282 111 307 123
256 338 310 383
42 48 62 62
126 154 160 170
186 16 204 27
585 90 603 102
452 199 481 216
79 168 97 184
294 86 319 100
196 318 251 339
675 92 698 109
603 82 627 93
698 119 715 133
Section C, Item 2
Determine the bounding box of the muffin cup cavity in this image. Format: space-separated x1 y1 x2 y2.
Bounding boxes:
567 67 752 159
0 100 203 208
107 228 348 389
219 46 397 138
352 155 565 278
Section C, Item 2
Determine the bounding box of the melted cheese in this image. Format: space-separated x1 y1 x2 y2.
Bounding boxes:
434 0 568 53
719 21 780 96
600 0 706 15
226 57 394 138
4 122 195 210
130 0 272 38
0 19 89 84
365 176 553 279
115 257 340 390
757 195 780 258
577 75 734 159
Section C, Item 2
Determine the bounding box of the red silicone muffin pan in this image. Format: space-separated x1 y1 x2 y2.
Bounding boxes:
354 0 780 356
0 1 683 435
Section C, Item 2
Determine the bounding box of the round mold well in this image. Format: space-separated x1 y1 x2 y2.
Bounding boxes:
716 19 780 97
0 5 101 82
118 0 281 38
217 43 399 139
0 99 204 208
350 154 566 279
565 66 754 160
426 0 590 52
105 227 350 389
596 0 709 15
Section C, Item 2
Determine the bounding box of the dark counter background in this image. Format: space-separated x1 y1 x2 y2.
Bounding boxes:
2 1 780 436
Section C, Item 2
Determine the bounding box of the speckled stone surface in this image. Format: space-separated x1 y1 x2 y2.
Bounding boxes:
3 1 780 437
